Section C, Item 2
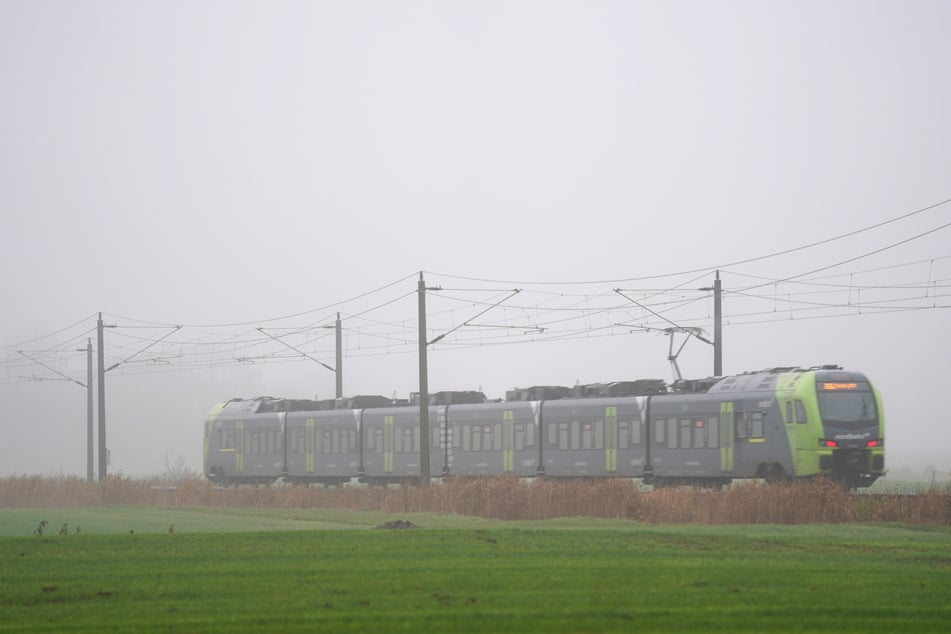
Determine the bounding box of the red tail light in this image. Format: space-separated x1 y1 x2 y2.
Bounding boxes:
821 440 838 448
866 439 882 448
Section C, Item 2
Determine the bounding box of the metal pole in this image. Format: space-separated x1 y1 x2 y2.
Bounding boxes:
97 313 107 480
713 271 722 376
86 338 94 483
417 273 430 486
335 312 343 399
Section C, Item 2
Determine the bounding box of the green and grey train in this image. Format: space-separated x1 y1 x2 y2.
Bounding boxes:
203 365 885 488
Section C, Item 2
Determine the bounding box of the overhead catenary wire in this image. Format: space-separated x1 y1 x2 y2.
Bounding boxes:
1 196 950 385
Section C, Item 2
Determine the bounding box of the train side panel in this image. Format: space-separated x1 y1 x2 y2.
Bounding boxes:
284 409 360 483
361 406 445 480
205 408 285 484
445 402 539 476
541 397 647 477
646 394 730 481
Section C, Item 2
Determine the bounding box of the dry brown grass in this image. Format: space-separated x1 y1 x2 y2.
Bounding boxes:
3 475 950 525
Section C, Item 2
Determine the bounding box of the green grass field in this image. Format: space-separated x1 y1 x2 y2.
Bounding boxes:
2 507 950 632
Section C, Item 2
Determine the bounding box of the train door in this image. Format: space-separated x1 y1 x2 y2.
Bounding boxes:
305 418 315 474
503 410 515 473
235 420 245 475
719 402 733 473
783 401 797 474
383 415 394 474
605 406 618 473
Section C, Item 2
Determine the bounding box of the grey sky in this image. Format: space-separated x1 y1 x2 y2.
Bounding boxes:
1 1 949 476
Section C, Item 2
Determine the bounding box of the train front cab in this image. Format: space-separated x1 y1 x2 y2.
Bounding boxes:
776 370 885 487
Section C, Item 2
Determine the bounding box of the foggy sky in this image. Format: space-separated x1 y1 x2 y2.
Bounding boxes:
1 1 949 477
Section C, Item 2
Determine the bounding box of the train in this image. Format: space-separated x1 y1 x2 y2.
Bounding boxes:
203 365 885 488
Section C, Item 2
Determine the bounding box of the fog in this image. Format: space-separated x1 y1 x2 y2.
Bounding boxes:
2 1 949 477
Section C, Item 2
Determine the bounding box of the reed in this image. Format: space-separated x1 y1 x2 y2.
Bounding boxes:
3 475 949 525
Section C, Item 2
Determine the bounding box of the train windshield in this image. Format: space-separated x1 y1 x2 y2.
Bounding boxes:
816 381 878 426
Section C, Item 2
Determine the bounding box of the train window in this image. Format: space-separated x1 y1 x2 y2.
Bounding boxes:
785 401 793 425
220 429 235 450
751 413 764 438
693 420 705 448
395 428 410 453
473 426 482 452
594 421 604 450
619 421 629 449
525 424 534 447
707 418 719 448
570 422 580 450
795 400 808 424
515 426 524 451
559 423 569 450
654 419 665 445
547 423 558 447
680 420 692 449
251 431 270 455
493 424 502 451
736 412 765 439
667 420 679 449
581 423 593 450
630 421 641 446
462 425 471 451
